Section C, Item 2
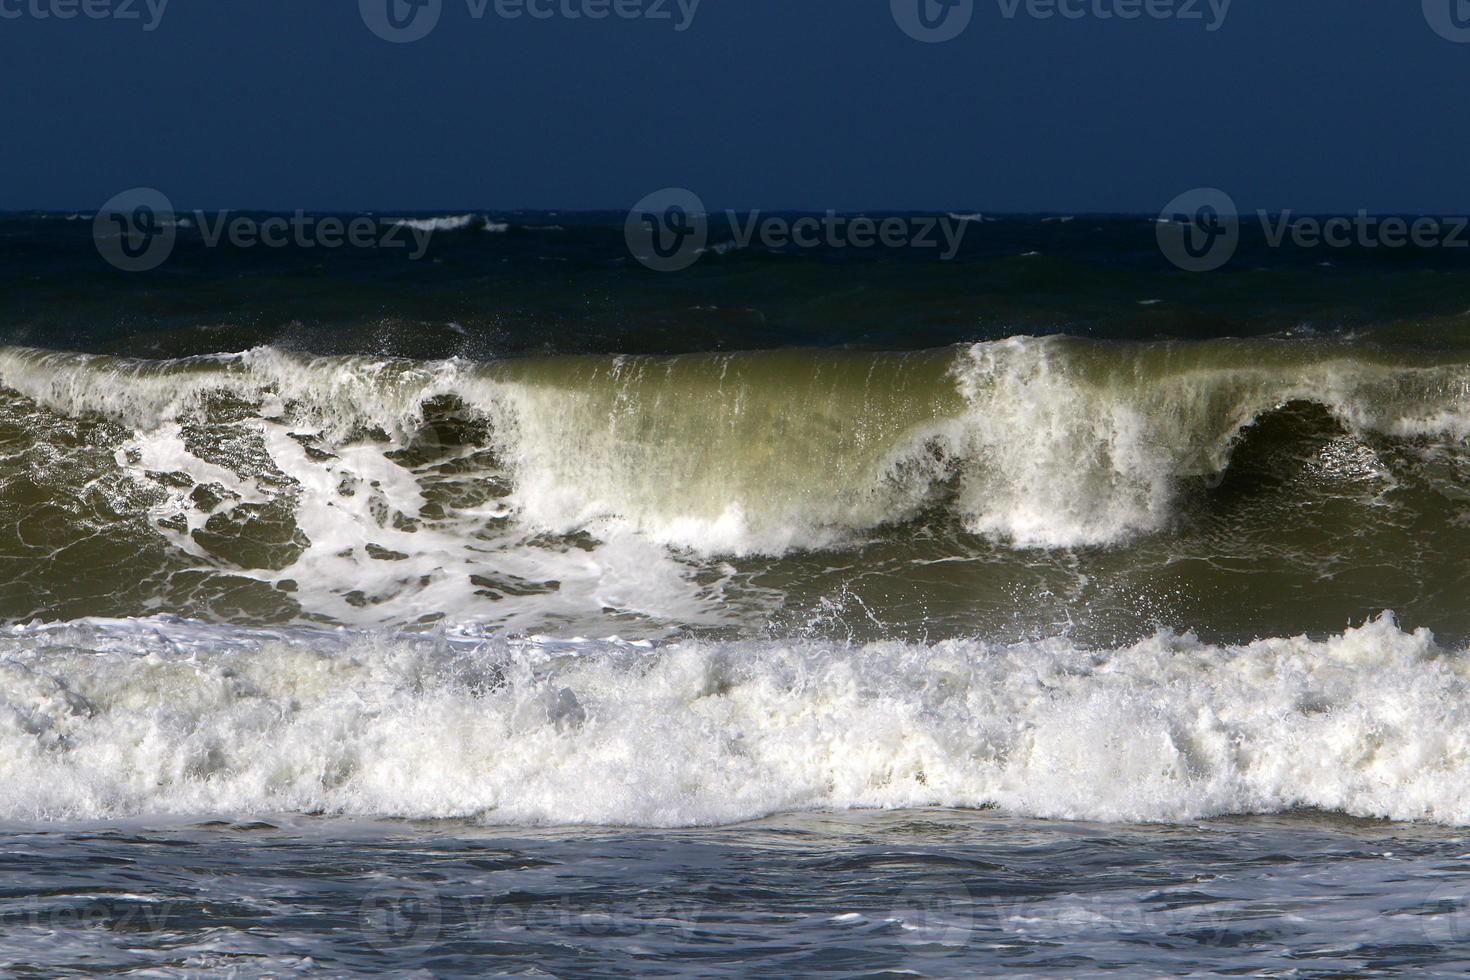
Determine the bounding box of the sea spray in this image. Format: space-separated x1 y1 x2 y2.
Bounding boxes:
0 613 1465 826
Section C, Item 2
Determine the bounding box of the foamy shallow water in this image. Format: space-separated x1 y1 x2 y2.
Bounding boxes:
5 614 1470 827
6 616 1470 972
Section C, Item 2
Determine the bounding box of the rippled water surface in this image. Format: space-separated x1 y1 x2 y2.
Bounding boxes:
7 811 1470 976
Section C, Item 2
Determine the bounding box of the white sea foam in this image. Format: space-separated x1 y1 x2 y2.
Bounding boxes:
392 214 481 233
2 614 1468 826
944 336 1470 548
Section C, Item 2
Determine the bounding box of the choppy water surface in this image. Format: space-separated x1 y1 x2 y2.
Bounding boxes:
5 212 1470 973
6 811 1470 976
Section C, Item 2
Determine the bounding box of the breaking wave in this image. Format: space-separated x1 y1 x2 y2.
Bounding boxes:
2 613 1467 826
0 335 1468 628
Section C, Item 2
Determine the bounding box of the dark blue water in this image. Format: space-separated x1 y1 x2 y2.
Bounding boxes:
7 210 1470 360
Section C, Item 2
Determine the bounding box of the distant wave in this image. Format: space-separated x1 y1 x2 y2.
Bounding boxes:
391 213 505 233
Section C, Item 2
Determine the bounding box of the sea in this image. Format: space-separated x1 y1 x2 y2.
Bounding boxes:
4 208 1470 974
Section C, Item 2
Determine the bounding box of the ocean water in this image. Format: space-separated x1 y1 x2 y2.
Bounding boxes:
5 211 1470 973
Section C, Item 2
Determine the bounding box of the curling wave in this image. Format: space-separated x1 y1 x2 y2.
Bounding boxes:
0 336 1468 628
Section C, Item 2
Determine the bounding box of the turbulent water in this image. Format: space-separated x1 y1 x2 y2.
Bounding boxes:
6 334 1470 646
6 212 1470 973
5 613 1470 828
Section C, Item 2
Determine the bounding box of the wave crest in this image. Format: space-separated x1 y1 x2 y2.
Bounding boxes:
1 338 1469 627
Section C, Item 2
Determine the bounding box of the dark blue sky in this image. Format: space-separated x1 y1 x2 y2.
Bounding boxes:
3 0 1467 212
